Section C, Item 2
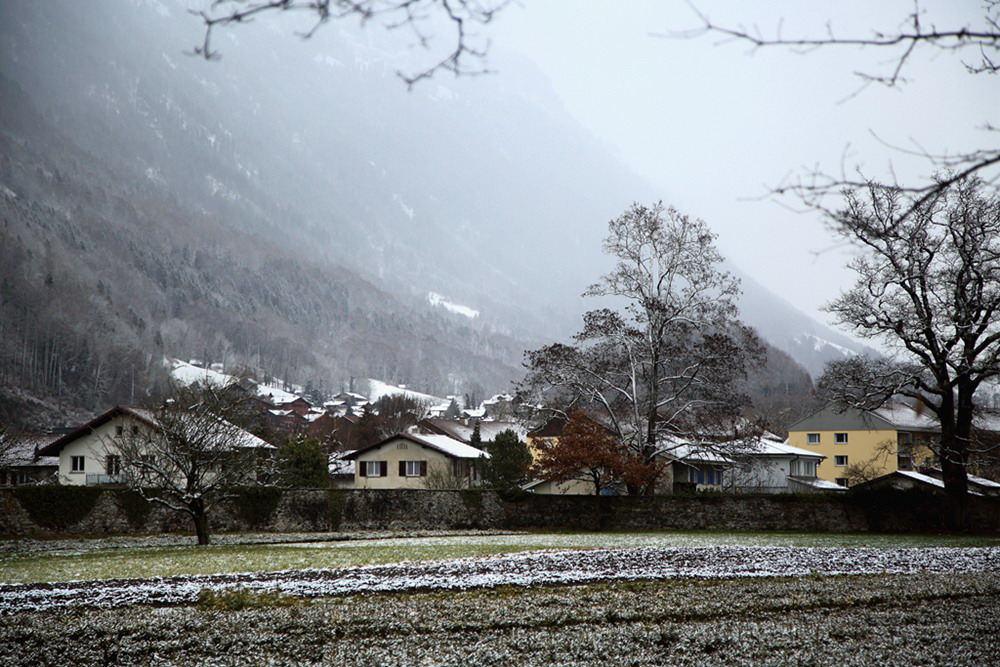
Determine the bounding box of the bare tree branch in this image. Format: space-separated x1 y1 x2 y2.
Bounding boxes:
189 0 508 86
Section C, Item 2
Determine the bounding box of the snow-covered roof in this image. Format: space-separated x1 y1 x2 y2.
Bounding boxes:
0 434 61 467
348 433 489 460
328 451 356 476
896 470 946 488
656 438 734 465
418 419 526 444
870 403 940 431
968 473 1000 489
757 439 827 460
407 434 489 459
39 405 274 456
789 477 846 491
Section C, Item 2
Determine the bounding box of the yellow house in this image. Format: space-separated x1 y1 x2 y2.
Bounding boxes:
787 403 939 487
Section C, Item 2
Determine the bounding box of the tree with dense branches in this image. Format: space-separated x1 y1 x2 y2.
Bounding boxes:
521 202 763 493
109 384 277 545
817 176 1000 500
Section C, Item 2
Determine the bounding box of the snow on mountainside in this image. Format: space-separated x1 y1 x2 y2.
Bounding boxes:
428 293 480 319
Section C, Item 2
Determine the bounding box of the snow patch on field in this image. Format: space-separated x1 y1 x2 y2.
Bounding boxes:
3 546 998 615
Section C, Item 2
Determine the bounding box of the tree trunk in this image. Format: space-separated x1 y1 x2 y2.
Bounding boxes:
189 498 211 545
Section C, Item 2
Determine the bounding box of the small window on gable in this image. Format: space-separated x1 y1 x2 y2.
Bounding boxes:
115 425 124 437
71 455 85 472
397 442 408 450
835 433 849 444
807 433 820 445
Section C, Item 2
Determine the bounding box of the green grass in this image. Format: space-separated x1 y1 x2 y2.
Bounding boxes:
2 530 999 585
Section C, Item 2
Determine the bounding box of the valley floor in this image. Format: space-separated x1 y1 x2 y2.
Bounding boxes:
2 572 999 665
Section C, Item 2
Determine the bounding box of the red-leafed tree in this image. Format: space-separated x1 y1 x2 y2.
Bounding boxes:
532 411 662 496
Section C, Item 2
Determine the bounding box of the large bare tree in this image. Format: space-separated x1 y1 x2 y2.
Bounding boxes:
818 176 1000 499
109 384 277 544
521 202 764 493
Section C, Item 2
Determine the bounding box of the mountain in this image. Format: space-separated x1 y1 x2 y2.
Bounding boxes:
0 0 868 427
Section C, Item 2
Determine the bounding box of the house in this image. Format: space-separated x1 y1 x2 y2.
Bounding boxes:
723 435 838 493
852 469 986 496
0 433 61 486
345 432 488 489
787 403 940 488
37 405 274 486
657 438 733 493
328 450 356 489
522 413 619 495
921 468 1000 497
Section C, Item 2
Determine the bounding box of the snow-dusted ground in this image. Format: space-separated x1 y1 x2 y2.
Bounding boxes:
3 545 998 615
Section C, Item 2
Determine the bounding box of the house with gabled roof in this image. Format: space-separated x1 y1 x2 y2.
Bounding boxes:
38 405 274 486
345 432 488 489
787 403 940 488
0 433 61 486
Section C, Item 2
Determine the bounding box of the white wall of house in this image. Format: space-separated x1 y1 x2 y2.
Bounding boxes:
57 415 148 486
729 455 822 493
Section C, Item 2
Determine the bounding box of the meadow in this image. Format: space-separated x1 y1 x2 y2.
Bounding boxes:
2 531 999 665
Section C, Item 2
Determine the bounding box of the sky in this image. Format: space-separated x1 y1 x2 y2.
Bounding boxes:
486 0 995 325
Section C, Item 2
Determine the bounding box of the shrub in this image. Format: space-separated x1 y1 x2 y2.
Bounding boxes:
114 490 152 529
12 486 103 530
231 487 284 528
326 488 346 530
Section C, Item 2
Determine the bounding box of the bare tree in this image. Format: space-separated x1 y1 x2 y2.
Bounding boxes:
817 176 1000 499
109 384 277 544
520 202 764 493
678 1 1000 218
190 0 509 86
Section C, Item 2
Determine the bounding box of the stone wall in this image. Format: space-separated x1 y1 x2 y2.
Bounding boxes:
2 487 999 537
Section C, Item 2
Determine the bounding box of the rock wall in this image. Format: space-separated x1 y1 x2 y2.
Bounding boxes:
1 487 998 537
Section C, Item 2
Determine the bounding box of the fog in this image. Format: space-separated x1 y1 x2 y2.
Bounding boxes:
3 0 983 410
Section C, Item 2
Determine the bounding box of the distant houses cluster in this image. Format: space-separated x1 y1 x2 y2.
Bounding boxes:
4 382 1000 498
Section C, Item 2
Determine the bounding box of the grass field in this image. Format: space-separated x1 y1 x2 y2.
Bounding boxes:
4 530 1000 584
3 573 998 665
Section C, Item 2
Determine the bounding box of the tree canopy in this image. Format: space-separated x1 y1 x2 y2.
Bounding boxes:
521 202 763 493
819 176 1000 498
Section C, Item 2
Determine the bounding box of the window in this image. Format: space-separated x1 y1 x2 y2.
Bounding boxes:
397 442 408 450
360 461 386 477
400 460 427 477
71 456 85 472
836 477 849 487
835 433 849 444
807 433 820 445
140 454 156 466
115 425 124 436
835 455 848 467
131 425 139 435
106 455 121 475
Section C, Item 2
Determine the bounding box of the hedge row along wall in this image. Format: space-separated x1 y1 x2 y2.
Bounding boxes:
1 487 999 537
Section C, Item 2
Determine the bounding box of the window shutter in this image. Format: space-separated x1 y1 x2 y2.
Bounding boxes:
420 461 427 477
399 461 406 477
380 461 387 477
358 461 366 478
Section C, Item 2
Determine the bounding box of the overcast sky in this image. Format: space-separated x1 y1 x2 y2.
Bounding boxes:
488 0 994 326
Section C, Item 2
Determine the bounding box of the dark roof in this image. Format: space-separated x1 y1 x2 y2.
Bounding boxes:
37 406 159 457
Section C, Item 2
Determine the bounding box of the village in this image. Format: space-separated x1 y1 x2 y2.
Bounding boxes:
6 358 1000 504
